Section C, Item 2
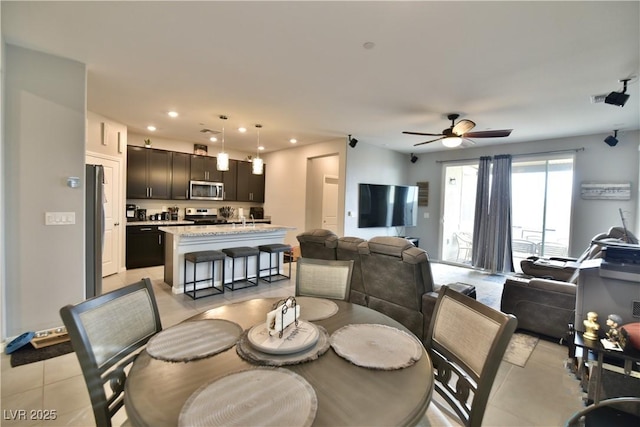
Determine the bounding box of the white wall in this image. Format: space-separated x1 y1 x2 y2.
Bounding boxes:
306 154 339 230
407 131 640 260
86 111 128 271
263 139 346 246
3 45 86 337
343 142 413 239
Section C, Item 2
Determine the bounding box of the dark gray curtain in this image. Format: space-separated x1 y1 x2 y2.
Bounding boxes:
471 157 492 267
472 155 514 273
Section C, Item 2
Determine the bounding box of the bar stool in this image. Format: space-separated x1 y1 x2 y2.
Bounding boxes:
221 246 260 290
258 243 292 283
183 250 226 299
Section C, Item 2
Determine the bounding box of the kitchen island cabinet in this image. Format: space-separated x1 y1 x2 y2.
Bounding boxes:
160 224 293 294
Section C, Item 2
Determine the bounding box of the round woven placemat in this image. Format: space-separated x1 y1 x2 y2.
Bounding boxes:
330 323 423 370
237 325 330 366
178 368 317 427
146 319 242 362
295 296 339 321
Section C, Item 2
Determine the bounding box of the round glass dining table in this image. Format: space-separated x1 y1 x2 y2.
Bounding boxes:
124 297 434 426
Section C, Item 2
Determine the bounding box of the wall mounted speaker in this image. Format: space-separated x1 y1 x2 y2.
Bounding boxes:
604 135 619 146
605 130 619 147
410 154 418 163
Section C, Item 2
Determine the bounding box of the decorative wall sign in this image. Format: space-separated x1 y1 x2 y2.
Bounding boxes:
194 144 208 155
417 181 429 206
580 182 631 200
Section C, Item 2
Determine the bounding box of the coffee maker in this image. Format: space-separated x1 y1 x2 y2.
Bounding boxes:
136 208 147 221
126 204 137 222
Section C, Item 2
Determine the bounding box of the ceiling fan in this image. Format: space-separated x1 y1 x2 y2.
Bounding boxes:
403 113 513 147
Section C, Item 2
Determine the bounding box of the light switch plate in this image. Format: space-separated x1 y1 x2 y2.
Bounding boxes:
45 212 76 225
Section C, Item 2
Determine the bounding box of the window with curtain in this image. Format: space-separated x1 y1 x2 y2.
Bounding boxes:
440 154 574 273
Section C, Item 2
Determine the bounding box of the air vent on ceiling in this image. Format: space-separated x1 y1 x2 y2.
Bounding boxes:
590 94 608 103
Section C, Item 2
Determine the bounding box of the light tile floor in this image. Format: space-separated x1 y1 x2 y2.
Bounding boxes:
1 263 585 426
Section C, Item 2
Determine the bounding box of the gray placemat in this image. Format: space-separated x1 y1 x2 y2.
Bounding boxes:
296 296 339 321
178 368 317 427
146 319 242 362
330 323 423 370
237 325 330 366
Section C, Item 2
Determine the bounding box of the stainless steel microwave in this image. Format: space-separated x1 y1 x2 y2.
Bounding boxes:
190 181 224 200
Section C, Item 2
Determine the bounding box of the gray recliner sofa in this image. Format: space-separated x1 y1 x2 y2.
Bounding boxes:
296 229 338 260
357 236 476 343
336 236 367 306
503 226 638 339
520 227 636 281
500 276 576 339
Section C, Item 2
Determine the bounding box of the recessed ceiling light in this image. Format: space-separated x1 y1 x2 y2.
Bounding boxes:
168 111 178 118
238 127 247 133
209 136 217 142
290 138 297 144
147 125 156 131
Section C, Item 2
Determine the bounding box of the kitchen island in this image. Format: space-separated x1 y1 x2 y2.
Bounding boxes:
159 224 295 294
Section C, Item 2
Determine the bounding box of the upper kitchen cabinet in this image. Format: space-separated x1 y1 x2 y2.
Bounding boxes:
127 146 171 199
223 159 238 201
171 152 190 200
236 161 265 202
190 155 223 182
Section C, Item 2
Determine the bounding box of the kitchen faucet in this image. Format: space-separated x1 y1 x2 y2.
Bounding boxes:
250 214 255 228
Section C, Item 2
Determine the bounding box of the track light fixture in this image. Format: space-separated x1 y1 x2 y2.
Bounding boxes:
348 134 358 148
604 130 619 147
410 153 418 163
605 78 631 107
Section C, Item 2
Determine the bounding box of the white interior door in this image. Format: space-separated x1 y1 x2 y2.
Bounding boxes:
86 154 121 277
322 175 339 234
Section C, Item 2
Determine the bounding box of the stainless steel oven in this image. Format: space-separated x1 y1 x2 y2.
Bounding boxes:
189 181 224 200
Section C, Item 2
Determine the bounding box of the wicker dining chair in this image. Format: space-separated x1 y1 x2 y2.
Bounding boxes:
60 278 162 427
421 285 517 427
295 258 354 301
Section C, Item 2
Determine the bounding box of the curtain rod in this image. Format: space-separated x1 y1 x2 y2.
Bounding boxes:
435 147 585 164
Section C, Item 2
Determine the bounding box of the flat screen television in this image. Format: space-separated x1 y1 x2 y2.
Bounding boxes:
358 183 418 228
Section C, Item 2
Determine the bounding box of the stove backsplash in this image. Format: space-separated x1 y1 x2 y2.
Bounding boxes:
126 200 264 221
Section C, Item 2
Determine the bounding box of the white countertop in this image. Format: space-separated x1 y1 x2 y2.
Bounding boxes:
159 224 294 237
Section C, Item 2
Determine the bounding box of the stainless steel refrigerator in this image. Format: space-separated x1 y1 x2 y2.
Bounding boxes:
86 164 105 298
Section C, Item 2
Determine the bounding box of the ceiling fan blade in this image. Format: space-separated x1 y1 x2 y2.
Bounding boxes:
403 131 444 136
414 136 444 146
462 138 476 147
452 119 476 136
464 129 513 138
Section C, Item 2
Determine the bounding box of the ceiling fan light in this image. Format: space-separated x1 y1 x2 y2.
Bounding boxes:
442 136 462 148
217 152 229 171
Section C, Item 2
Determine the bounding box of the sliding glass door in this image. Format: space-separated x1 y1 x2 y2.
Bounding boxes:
441 155 574 272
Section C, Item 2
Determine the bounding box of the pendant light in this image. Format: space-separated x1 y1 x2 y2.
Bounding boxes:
216 115 229 171
252 124 264 175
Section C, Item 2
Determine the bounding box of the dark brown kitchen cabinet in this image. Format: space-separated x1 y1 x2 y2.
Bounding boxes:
190 155 223 182
236 161 265 202
127 146 171 199
223 159 238 201
126 225 164 268
171 152 190 200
